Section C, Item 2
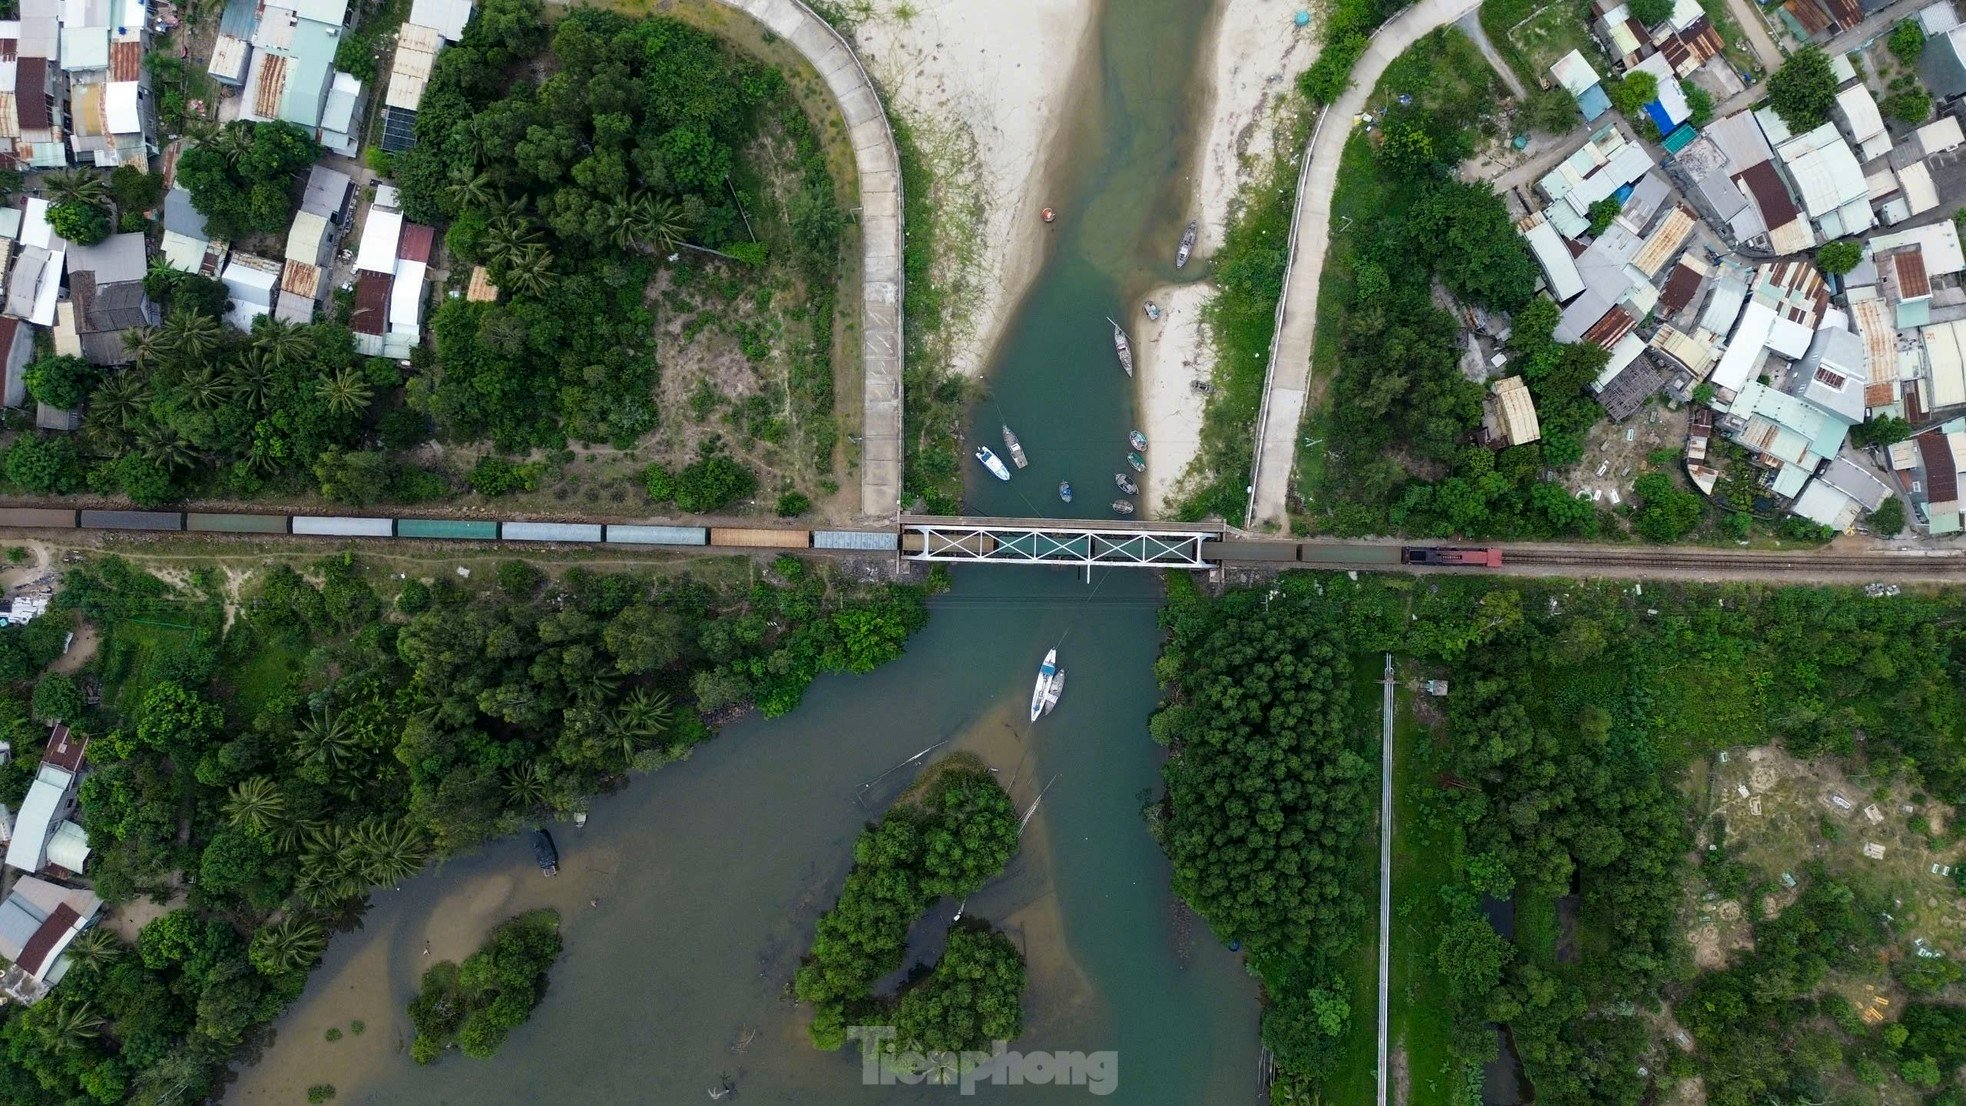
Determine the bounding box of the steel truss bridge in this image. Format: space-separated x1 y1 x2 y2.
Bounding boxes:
900 516 1224 569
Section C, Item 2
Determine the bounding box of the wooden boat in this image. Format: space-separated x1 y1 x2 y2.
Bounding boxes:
1001 425 1028 468
1111 499 1136 516
1175 220 1197 268
975 446 1012 481
1128 430 1148 452
1107 317 1134 376
1058 480 1073 503
1029 649 1059 722
1115 472 1139 495
1126 451 1145 473
1144 301 1162 321
532 828 559 877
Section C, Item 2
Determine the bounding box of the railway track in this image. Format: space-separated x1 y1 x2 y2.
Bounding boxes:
1502 546 1966 573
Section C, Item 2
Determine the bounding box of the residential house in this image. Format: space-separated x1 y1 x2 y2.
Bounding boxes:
238 0 369 154
1759 110 1873 242
4 197 63 326
3 722 86 876
1708 259 1829 402
1673 111 1813 253
1536 125 1657 239
1483 376 1542 447
1922 24 1966 101
160 185 226 277
1518 211 1585 303
207 0 256 85
221 252 281 329
276 163 351 323
1550 49 1611 122
12 0 68 169
1834 84 1891 163
61 230 156 365
61 0 151 168
1778 0 1861 43
0 875 102 1004
1792 451 1894 529
0 316 33 407
378 0 472 150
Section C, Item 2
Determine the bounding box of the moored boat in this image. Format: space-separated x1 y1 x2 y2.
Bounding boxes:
1144 301 1162 321
1111 499 1136 516
1175 220 1197 268
975 446 1012 481
1126 451 1145 473
1029 649 1059 722
532 828 559 876
1115 472 1138 495
1107 317 1134 376
1058 480 1073 503
1039 669 1064 716
1128 430 1148 452
1002 425 1028 468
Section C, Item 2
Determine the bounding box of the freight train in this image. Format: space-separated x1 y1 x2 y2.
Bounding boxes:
1205 541 1504 567
0 508 899 552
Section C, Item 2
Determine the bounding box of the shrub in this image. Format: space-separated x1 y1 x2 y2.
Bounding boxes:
496 560 543 598
307 1085 337 1104
1629 0 1673 24
1609 71 1659 117
23 354 98 411
670 455 757 513
1587 197 1623 237
5 436 83 495
1886 89 1932 123
775 490 811 517
1768 47 1837 129
1632 472 1704 542
47 200 110 245
1815 240 1862 277
467 455 540 497
1871 497 1905 536
1890 20 1926 64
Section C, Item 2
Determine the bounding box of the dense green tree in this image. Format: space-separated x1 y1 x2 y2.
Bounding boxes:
174 121 322 240
1815 240 1862 277
1768 47 1838 129
1632 472 1704 542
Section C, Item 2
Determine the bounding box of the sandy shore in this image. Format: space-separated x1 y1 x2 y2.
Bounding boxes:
1136 0 1318 514
850 0 1100 380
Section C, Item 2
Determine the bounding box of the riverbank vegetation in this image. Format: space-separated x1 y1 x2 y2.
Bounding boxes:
1158 573 1966 1103
0 551 930 1104
795 755 1025 1054
408 910 563 1063
1 0 858 518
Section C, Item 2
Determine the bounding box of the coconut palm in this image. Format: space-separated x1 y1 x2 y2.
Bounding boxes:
626 194 689 253
505 763 547 810
250 915 325 974
317 365 373 417
354 819 427 886
575 666 620 706
224 776 286 835
137 423 197 472
228 350 276 411
268 812 326 856
40 1001 103 1052
158 307 221 362
250 317 313 369
295 855 363 909
120 327 161 369
42 168 109 207
89 371 151 430
617 688 673 737
501 244 555 299
296 708 357 777
446 168 495 212
181 363 229 411
63 927 120 970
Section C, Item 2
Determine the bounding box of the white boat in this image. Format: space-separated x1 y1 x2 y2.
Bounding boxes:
1106 318 1134 377
1002 425 1028 468
1040 669 1064 716
1175 220 1197 268
1029 649 1059 722
975 446 1012 481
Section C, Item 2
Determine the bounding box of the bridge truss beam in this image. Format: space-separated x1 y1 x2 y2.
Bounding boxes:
901 519 1221 569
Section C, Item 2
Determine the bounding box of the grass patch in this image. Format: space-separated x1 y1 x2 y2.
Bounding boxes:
892 112 972 514
1482 0 1601 91
1514 889 1558 967
1696 0 1767 81
1388 686 1464 1106
222 629 307 723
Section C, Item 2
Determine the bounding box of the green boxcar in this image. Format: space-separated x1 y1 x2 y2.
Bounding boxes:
397 518 499 540
186 512 289 534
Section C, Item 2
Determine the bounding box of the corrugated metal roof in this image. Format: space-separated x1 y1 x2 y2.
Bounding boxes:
352 269 390 334
1920 430 1958 501
390 258 425 332
104 80 138 134
1583 304 1639 349
280 257 318 298
108 39 140 81
1925 319 1966 408
1659 258 1705 315
1736 160 1799 226
355 206 401 272
252 52 287 119
1633 205 1695 277
408 0 470 40
1896 249 1931 299
396 221 433 263
465 265 497 302
208 35 248 82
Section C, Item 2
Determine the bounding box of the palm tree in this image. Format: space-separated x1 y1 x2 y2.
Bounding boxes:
269 812 326 856
63 927 120 970
137 424 197 472
354 819 427 886
158 308 221 362
296 854 363 909
626 194 689 253
484 211 542 269
89 371 150 430
42 168 109 207
224 776 286 835
250 916 325 974
576 666 620 706
505 763 547 810
502 244 555 299
121 327 161 369
250 317 313 369
297 708 357 777
445 168 495 212
618 688 673 737
228 350 276 412
181 363 229 411
40 1001 103 1052
317 365 373 417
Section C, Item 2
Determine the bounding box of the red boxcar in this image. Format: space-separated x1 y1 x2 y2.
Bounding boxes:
1400 547 1503 567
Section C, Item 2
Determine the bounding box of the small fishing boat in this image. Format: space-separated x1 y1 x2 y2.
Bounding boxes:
975 446 1012 481
1058 480 1073 503
1029 649 1059 722
1128 430 1148 452
1126 451 1146 473
1039 669 1064 716
1041 207 1056 223
1144 301 1162 322
1175 220 1198 268
532 828 559 877
1001 425 1028 468
1115 472 1139 495
1107 317 1134 377
1111 499 1136 516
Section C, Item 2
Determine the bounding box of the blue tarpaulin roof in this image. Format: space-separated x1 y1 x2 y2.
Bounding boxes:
1645 100 1676 132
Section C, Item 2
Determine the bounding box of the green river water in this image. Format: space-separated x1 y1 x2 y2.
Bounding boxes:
226 2 1256 1102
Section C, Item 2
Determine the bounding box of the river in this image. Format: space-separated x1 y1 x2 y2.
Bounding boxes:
225 1 1255 1102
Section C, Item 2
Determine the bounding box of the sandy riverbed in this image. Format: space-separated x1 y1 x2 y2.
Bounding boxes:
850 0 1100 381
1136 0 1317 514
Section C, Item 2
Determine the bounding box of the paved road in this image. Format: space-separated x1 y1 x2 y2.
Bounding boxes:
1246 0 1482 531
719 0 904 520
1377 654 1395 1106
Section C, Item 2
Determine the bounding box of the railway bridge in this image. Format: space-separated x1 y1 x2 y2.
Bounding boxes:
900 516 1224 569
